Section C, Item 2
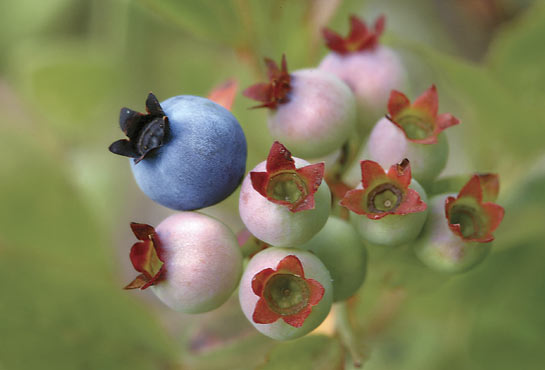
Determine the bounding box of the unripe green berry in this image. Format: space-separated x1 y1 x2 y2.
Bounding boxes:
299 216 367 301
414 196 491 273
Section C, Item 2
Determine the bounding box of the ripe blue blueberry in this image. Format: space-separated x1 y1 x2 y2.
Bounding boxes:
110 93 247 210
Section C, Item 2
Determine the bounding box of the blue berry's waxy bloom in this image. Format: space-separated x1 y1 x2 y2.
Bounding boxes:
110 93 247 211
244 55 356 158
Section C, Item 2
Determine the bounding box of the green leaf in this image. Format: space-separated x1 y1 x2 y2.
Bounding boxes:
260 335 343 370
0 129 112 269
0 245 176 370
0 0 71 51
138 0 240 45
8 40 121 141
487 1 545 106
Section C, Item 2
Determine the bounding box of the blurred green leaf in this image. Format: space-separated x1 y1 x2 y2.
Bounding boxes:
488 1 545 106
8 40 121 141
260 335 343 370
138 0 240 45
0 129 112 269
0 0 71 51
0 245 175 370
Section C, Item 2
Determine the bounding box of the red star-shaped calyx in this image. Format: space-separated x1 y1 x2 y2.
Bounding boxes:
387 85 460 144
251 255 324 328
124 222 166 290
322 14 385 55
340 159 427 220
445 174 504 243
250 141 325 212
243 55 292 109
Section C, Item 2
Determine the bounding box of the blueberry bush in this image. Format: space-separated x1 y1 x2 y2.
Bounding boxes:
1 1 545 369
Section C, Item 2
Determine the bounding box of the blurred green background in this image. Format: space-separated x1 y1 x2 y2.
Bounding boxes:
1 0 544 369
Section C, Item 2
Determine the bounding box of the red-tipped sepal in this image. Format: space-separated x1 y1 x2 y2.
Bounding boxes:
207 78 238 111
386 85 460 144
251 255 325 328
445 174 504 243
340 159 426 219
322 15 385 55
250 142 325 213
124 222 166 290
243 55 291 109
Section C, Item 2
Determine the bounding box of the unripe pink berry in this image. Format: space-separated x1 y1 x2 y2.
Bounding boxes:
345 85 460 187
244 55 356 158
125 213 243 313
319 15 406 132
320 47 405 123
239 248 333 340
239 158 331 247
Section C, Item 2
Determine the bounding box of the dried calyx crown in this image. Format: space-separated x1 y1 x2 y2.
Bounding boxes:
109 93 169 163
322 14 385 55
243 55 292 109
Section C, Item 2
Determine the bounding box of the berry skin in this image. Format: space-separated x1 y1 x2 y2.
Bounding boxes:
239 248 333 340
299 216 367 302
415 174 504 273
319 15 406 133
345 86 459 187
341 160 428 247
111 93 247 211
125 213 243 313
244 55 356 158
239 142 331 247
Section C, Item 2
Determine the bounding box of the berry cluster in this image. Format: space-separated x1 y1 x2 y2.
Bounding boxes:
110 15 504 342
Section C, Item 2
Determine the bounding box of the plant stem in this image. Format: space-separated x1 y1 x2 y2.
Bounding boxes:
335 302 363 368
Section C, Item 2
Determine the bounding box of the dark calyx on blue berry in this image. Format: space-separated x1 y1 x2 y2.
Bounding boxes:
109 93 169 164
